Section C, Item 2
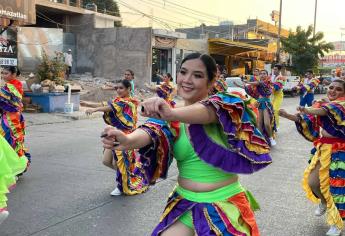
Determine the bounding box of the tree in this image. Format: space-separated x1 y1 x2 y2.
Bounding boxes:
281 25 334 75
83 0 122 26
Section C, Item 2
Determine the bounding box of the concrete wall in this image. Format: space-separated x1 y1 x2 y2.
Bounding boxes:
17 27 63 72
94 14 117 28
75 27 152 87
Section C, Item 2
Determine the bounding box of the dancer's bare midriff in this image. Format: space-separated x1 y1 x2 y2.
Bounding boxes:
178 175 239 193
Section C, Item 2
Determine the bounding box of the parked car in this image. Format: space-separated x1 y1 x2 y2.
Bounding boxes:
283 76 300 97
315 77 329 94
225 77 247 97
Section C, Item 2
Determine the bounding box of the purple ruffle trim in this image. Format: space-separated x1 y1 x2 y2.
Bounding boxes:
189 100 271 174
0 97 19 112
151 191 249 236
152 197 196 235
189 124 271 174
138 126 161 183
320 116 345 139
320 103 345 139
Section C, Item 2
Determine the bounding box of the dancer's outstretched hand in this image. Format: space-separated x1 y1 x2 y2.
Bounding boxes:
101 126 128 151
141 97 174 121
278 109 288 117
297 106 307 114
320 98 330 103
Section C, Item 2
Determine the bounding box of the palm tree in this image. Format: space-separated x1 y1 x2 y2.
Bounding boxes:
281 25 334 75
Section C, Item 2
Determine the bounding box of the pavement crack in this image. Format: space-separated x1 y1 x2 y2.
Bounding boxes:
27 200 114 236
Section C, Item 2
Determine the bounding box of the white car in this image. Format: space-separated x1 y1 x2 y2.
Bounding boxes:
283 76 300 96
225 77 247 97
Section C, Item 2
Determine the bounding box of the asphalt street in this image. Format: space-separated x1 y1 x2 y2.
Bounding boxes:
0 94 333 236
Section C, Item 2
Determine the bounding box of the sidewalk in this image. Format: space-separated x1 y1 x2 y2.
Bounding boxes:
25 98 184 126
25 107 103 127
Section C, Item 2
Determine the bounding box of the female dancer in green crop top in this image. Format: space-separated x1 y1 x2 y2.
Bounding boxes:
102 53 272 236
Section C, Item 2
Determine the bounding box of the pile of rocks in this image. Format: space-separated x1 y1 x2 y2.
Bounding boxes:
70 73 156 102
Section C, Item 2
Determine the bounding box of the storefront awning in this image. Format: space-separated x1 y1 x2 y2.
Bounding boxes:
208 38 267 56
236 51 276 62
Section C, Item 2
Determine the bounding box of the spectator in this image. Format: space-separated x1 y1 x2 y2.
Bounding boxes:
64 49 73 79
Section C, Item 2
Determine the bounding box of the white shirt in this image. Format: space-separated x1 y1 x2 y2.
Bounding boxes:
64 53 73 67
271 73 281 82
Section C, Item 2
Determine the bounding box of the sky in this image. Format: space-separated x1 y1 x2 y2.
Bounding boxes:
118 0 345 42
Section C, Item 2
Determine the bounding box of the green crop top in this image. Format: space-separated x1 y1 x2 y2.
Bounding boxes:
173 123 235 183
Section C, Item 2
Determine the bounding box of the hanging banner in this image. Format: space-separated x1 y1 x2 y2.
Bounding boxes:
0 28 17 66
0 0 36 25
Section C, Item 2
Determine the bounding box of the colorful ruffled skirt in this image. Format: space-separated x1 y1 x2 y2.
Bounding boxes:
0 136 27 211
113 150 149 195
257 97 276 143
302 137 345 229
0 112 31 165
152 181 260 236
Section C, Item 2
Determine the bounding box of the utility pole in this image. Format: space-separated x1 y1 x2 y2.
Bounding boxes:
341 28 345 64
313 0 318 37
200 23 204 39
276 0 282 63
231 27 234 41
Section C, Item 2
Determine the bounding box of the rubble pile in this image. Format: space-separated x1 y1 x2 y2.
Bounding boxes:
70 73 156 102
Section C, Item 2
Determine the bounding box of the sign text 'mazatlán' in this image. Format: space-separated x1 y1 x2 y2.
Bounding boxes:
0 0 36 24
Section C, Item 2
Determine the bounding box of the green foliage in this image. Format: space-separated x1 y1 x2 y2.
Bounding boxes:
281 25 334 75
36 49 66 85
83 0 122 26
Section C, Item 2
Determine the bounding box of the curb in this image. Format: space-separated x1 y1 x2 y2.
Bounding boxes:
55 112 103 121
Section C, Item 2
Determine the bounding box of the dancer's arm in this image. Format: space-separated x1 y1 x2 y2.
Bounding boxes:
141 97 217 124
145 83 158 92
80 101 103 108
234 81 245 88
102 126 152 150
245 81 260 86
297 106 327 116
86 106 112 115
279 109 300 122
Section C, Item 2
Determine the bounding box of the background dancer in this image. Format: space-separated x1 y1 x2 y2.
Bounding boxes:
271 64 286 130
80 79 148 196
279 80 345 236
0 66 31 172
103 69 135 97
102 53 272 236
249 68 260 82
293 69 320 107
145 73 176 107
209 64 228 95
236 69 276 146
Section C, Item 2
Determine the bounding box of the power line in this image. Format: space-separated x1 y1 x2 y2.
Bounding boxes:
118 0 229 37
37 11 95 27
117 0 200 36
135 0 219 25
133 0 200 26
157 0 225 22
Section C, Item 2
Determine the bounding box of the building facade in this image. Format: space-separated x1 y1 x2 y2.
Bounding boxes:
176 19 290 76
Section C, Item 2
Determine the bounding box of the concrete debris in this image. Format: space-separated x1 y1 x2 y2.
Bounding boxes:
70 73 156 102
